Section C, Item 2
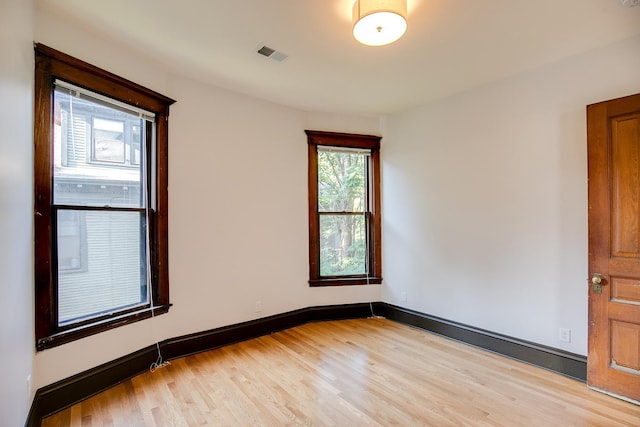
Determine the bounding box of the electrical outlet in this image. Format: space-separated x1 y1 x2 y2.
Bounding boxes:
559 328 571 343
400 292 407 302
255 301 262 313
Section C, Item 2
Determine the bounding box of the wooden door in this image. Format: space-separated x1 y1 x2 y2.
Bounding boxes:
587 93 640 403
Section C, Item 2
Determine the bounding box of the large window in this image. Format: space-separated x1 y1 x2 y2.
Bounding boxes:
34 44 175 350
306 131 382 286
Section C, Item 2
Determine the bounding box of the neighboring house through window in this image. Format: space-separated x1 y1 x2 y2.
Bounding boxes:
306 130 382 286
34 44 175 349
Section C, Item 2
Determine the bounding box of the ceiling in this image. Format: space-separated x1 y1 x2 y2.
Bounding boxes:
39 0 640 116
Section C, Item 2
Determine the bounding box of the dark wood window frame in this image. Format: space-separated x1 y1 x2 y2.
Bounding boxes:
306 130 382 286
34 44 175 350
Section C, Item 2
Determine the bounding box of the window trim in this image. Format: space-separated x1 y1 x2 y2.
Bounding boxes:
34 44 175 350
306 130 382 286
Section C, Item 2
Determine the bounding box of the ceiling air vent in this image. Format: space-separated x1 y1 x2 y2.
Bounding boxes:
620 0 640 6
257 45 288 62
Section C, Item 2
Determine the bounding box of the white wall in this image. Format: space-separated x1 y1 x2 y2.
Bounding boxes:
0 0 35 424
382 35 640 355
32 7 381 389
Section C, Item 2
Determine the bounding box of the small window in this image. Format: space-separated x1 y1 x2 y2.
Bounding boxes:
92 117 126 163
306 130 382 286
34 44 175 350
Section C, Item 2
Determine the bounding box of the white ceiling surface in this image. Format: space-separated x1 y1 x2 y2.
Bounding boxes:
39 0 640 116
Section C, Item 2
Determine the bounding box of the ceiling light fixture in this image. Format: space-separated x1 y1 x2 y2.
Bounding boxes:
352 0 407 47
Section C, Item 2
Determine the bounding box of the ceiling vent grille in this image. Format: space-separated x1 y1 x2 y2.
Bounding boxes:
620 0 640 6
257 45 288 62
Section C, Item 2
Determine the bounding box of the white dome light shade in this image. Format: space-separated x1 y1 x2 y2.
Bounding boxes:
352 0 408 46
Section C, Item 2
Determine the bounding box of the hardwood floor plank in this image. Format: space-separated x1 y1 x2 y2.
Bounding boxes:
42 319 640 426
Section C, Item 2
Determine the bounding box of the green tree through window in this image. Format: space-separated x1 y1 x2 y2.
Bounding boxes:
318 149 367 276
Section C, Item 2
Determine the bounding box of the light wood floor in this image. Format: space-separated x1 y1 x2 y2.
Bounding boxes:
42 318 640 426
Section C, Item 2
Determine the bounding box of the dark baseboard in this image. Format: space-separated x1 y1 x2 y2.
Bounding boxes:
26 344 159 427
25 303 372 427
374 303 587 382
26 301 587 426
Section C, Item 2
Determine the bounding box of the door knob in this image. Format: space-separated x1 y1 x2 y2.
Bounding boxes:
591 273 604 294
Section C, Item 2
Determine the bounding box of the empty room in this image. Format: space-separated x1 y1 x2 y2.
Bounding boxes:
2 0 640 425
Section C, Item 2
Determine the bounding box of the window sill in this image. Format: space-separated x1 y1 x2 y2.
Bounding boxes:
309 277 382 287
36 304 171 351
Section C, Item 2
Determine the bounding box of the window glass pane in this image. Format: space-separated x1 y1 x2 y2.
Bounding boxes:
57 210 147 326
319 214 367 276
53 87 144 208
318 151 366 212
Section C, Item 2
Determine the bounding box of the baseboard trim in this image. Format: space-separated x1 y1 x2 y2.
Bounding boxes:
26 344 159 427
26 301 587 426
25 303 371 426
374 303 587 382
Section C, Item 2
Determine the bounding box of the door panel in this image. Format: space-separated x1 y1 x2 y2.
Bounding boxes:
611 114 640 257
610 320 640 372
611 277 640 304
587 93 640 402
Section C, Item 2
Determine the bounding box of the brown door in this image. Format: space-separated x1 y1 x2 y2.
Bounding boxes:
587 93 640 403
